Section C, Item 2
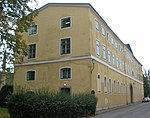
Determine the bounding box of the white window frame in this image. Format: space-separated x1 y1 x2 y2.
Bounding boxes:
28 43 37 59
102 45 106 60
96 40 100 57
112 54 115 66
116 57 119 68
106 32 110 42
118 81 120 94
60 37 72 56
108 50 111 63
28 24 38 36
109 79 112 93
104 76 107 93
97 73 101 93
26 70 36 81
95 19 99 31
102 26 105 36
60 16 72 29
114 80 116 94
60 67 72 80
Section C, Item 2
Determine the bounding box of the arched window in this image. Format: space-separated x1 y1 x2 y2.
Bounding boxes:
97 74 101 93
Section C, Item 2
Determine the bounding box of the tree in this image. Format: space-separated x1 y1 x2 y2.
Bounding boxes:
0 0 37 87
143 70 150 97
0 0 37 71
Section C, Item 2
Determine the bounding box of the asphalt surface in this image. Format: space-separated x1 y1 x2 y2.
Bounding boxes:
94 102 150 118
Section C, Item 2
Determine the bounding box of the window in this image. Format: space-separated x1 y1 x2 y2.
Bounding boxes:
60 68 71 79
97 74 101 92
115 42 118 49
61 17 71 29
118 81 120 93
109 79 112 93
27 71 35 81
116 57 119 68
102 45 106 59
96 40 100 56
108 50 111 63
102 26 105 36
60 88 70 94
60 38 71 55
28 44 36 59
95 19 99 31
106 33 110 42
114 80 116 94
28 25 37 35
104 77 107 93
112 54 115 65
111 38 115 45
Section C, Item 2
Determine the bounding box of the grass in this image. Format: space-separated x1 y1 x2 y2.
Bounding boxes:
0 107 10 118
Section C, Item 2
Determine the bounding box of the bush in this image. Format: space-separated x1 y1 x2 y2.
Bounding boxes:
0 85 13 108
8 91 97 118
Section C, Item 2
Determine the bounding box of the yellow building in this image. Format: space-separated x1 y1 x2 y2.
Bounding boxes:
14 3 144 109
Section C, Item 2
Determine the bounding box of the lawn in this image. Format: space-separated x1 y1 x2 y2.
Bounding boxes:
0 107 10 118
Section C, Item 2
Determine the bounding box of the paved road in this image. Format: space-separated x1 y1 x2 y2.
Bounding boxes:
94 102 150 118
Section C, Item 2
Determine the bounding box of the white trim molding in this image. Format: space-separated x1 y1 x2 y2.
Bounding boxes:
15 55 143 84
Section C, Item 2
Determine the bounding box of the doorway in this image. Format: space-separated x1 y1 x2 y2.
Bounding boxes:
130 84 133 103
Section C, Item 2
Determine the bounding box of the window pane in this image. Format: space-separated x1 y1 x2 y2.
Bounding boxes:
61 17 71 28
28 44 36 59
60 68 71 79
27 71 35 81
61 38 70 55
96 40 100 56
29 25 37 35
95 19 99 31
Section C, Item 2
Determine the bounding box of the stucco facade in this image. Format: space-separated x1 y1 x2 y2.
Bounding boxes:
14 3 144 108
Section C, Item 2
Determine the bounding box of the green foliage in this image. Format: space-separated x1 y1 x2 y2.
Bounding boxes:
8 91 97 118
0 85 13 108
143 69 150 97
0 0 37 70
0 107 10 118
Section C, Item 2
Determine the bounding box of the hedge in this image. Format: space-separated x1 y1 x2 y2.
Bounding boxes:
0 85 13 108
8 91 97 118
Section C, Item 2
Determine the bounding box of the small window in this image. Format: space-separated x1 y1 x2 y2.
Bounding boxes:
96 40 100 56
27 71 35 81
61 17 71 29
60 88 70 94
97 74 101 92
118 81 120 93
111 38 115 45
104 77 107 93
28 25 37 35
102 26 105 36
109 79 112 93
116 57 119 68
112 54 115 66
28 44 36 59
95 19 99 31
114 80 116 94
60 38 71 55
108 50 111 63
60 68 71 79
106 33 110 42
102 45 106 59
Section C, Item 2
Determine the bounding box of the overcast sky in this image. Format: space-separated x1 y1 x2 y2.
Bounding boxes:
37 0 150 70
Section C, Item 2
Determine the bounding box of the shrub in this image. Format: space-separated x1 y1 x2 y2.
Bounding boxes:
0 85 13 108
8 91 97 118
